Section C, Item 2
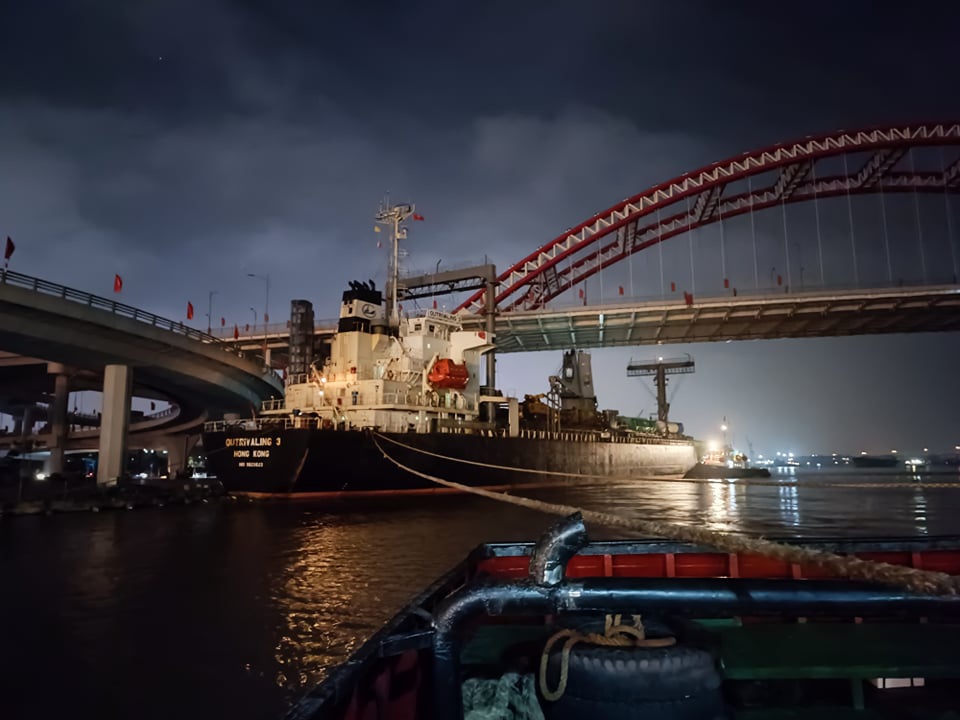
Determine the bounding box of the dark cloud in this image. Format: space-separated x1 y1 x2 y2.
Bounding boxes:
1 0 959 453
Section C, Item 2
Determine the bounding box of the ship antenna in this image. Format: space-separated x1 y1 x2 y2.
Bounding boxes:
376 197 415 328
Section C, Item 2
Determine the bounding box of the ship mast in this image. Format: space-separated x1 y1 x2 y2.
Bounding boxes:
376 199 415 328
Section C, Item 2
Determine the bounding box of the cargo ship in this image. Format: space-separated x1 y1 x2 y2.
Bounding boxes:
202 202 697 497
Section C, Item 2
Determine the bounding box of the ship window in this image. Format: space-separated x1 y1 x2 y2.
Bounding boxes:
428 324 435 333
414 322 422 331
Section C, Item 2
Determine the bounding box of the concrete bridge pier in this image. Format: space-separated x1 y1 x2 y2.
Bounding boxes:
45 363 71 475
18 406 35 442
97 364 132 486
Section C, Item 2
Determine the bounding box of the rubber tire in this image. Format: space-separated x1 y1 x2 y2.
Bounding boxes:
542 692 727 720
540 643 721 703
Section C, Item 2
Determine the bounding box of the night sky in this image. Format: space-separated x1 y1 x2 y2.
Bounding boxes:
1 1 959 456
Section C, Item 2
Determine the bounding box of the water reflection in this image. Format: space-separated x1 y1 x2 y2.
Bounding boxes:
778 483 800 528
3 469 960 720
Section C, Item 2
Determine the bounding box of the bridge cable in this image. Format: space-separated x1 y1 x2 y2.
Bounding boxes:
657 206 665 300
940 147 959 283
879 161 894 284
811 159 825 286
686 196 696 296
371 433 959 596
843 153 859 286
909 148 928 282
748 175 759 290
780 186 792 291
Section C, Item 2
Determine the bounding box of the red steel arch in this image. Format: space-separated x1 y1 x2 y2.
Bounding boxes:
456 123 960 313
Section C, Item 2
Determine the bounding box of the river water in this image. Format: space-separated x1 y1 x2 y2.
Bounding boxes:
2 467 958 719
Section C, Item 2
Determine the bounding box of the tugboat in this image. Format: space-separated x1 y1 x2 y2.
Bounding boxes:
283 514 960 719
202 202 697 497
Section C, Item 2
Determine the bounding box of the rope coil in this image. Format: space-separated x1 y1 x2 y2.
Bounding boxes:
372 433 960 595
538 614 675 701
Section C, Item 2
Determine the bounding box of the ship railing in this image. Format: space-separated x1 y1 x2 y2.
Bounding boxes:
516 428 692 445
204 416 326 432
260 398 286 412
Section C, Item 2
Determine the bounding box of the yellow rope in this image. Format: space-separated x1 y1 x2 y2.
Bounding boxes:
373 433 960 490
371 433 959 595
538 614 675 701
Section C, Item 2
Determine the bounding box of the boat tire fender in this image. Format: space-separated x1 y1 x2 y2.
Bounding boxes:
541 643 721 704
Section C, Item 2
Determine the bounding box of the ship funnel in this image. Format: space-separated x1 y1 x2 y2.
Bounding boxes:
289 299 315 378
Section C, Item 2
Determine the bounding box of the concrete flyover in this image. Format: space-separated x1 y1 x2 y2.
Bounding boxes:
0 271 282 411
0 270 284 480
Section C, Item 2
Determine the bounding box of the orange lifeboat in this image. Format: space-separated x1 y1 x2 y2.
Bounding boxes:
427 358 469 389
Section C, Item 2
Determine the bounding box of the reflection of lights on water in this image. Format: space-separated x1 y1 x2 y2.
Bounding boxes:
913 488 928 535
705 479 739 527
778 483 800 527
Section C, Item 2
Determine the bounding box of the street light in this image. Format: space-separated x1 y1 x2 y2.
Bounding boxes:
247 273 270 333
206 290 218 335
247 273 270 367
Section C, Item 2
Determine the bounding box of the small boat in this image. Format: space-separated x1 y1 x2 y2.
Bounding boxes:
285 514 960 719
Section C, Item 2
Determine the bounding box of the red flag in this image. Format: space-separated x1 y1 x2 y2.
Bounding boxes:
412 213 425 221
684 292 694 306
233 324 239 340
432 300 437 309
3 236 14 262
578 288 584 299
220 317 225 327
618 285 624 296
670 281 676 292
264 313 269 324
723 278 730 289
186 301 194 320
113 274 123 292
777 274 783 286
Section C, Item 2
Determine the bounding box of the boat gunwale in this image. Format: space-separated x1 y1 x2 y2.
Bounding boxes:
285 535 960 719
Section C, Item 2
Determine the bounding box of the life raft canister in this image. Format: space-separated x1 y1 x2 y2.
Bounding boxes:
427 358 469 389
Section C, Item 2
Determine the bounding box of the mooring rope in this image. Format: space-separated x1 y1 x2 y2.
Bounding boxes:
373 433 960 491
538 614 675 701
371 433 959 596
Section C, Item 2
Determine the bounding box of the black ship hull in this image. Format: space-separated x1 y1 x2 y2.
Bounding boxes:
201 428 697 497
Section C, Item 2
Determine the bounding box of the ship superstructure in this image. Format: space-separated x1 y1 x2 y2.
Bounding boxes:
261 280 493 434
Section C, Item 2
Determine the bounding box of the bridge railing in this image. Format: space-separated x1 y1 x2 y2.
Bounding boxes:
0 269 225 343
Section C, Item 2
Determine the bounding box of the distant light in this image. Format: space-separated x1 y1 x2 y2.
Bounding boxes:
861 451 868 455
923 447 929 452
891 449 898 454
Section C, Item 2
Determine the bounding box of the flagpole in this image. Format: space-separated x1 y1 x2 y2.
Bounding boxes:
207 290 218 335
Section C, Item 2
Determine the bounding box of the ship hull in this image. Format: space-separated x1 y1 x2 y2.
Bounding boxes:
201 428 697 497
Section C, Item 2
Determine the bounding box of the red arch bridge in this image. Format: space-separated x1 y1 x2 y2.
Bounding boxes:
440 123 960 350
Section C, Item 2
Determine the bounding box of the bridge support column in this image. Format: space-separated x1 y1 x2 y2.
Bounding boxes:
97 364 132 486
47 363 70 475
19 406 35 442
